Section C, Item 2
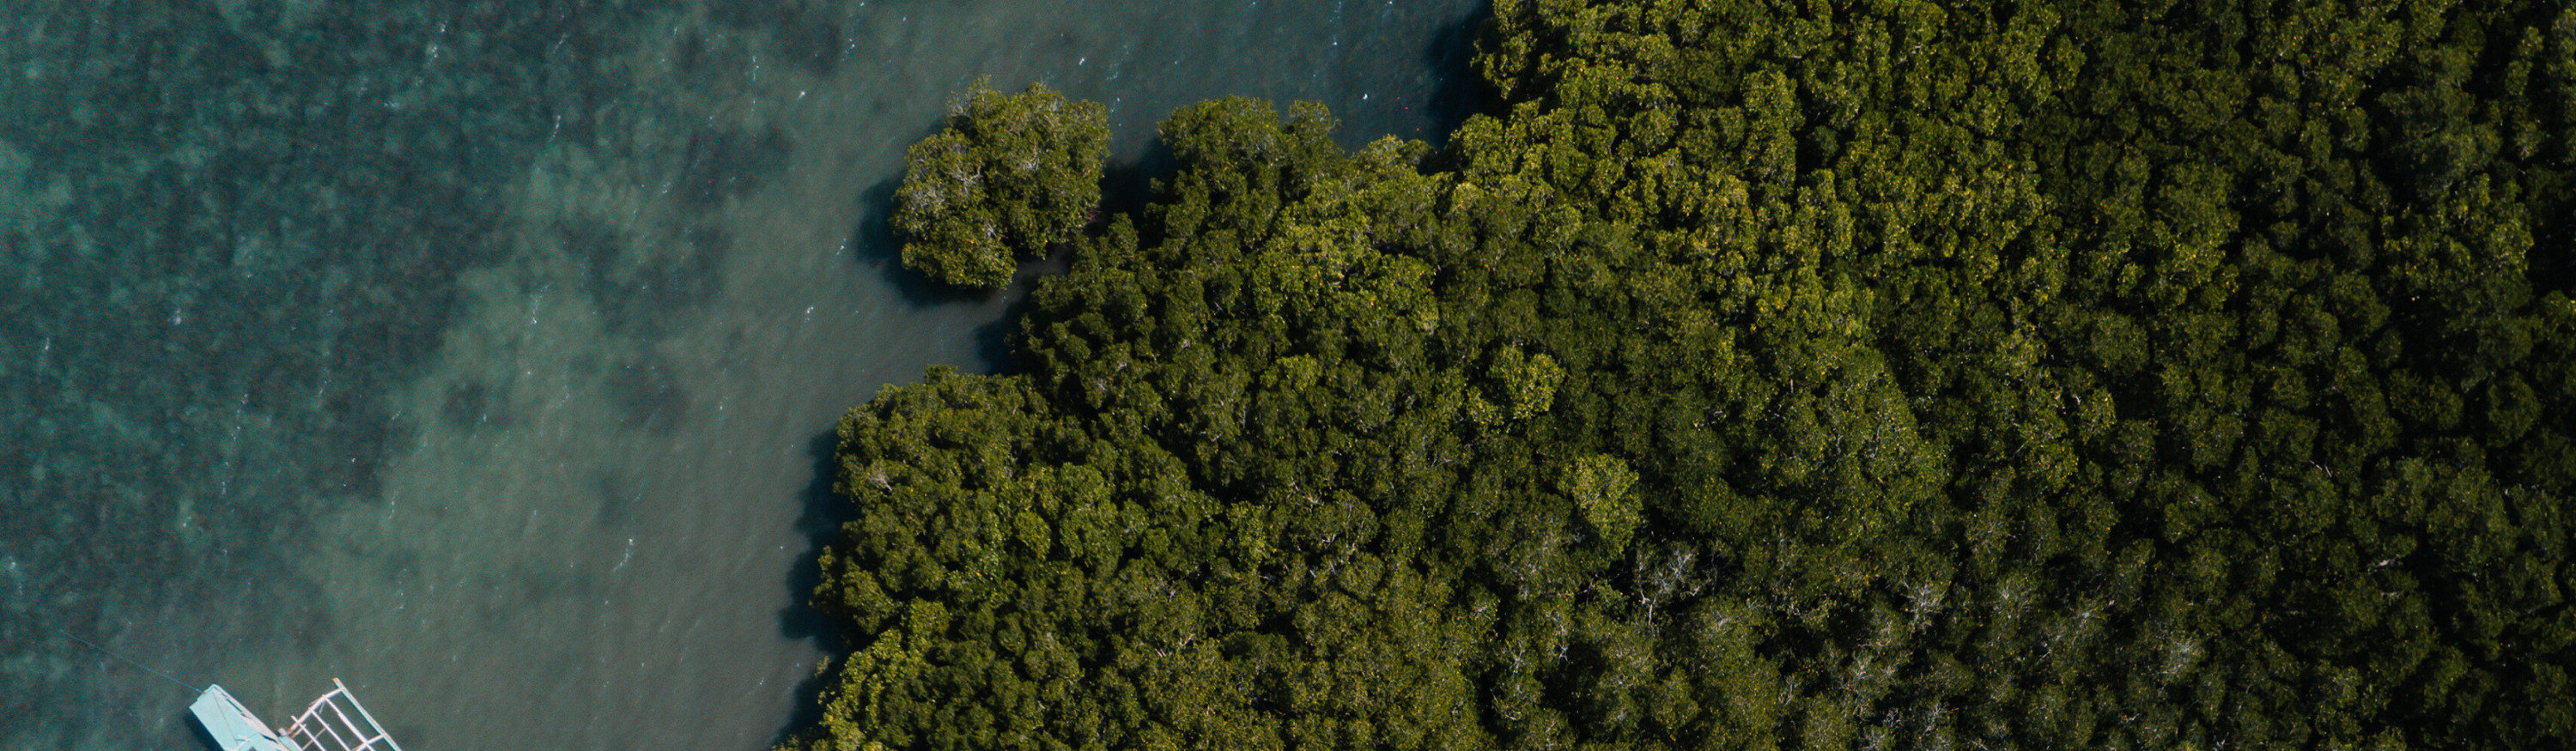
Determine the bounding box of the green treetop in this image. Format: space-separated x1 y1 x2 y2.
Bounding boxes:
892 79 1109 288
788 1 2575 748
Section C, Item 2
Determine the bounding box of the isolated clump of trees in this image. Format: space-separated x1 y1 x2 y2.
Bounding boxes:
786 0 2576 748
892 79 1109 288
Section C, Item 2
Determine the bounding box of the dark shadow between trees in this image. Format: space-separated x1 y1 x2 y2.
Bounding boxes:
2537 201 2573 297
975 266 1049 377
1420 3 1500 151
1099 138 1178 222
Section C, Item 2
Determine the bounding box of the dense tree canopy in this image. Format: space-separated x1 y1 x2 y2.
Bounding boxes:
892 80 1109 288
787 0 2574 747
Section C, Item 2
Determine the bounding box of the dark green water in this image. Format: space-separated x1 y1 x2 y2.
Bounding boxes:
0 1 1483 747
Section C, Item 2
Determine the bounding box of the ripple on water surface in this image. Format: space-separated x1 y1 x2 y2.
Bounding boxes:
0 0 1488 747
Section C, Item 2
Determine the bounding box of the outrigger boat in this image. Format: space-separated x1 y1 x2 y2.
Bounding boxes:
190 679 402 751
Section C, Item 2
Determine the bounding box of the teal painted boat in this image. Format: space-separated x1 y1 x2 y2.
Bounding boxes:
189 679 402 751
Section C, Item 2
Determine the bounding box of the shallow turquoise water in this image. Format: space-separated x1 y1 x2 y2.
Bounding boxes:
0 1 1483 747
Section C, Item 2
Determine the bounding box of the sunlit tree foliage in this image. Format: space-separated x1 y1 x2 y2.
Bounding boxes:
787 1 2575 747
892 79 1109 288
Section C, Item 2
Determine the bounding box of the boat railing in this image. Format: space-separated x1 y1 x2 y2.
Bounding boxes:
279 678 403 751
